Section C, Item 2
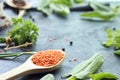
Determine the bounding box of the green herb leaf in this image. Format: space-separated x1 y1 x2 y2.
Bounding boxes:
80 11 115 21
90 72 118 80
102 28 113 47
0 37 5 43
103 29 120 49
9 18 39 45
37 0 71 16
37 0 83 16
80 1 117 21
114 50 120 56
40 74 54 80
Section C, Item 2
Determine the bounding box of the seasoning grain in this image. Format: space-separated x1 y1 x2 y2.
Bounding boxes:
32 50 64 67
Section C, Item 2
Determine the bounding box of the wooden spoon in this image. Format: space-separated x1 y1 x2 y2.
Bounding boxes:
0 50 65 80
5 0 32 18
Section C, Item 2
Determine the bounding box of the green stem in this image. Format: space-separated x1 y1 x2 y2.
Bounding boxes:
0 52 36 58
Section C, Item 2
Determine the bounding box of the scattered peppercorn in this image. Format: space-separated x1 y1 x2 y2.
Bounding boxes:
29 15 32 19
70 41 73 46
62 48 65 51
113 28 116 30
69 59 72 62
32 18 35 22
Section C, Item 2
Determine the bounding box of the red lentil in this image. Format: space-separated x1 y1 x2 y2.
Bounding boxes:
32 50 64 67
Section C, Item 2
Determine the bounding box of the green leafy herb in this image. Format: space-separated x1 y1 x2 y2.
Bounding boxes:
40 74 54 80
90 72 118 80
80 1 117 21
103 28 120 49
10 18 39 45
102 28 113 47
0 18 39 50
62 53 104 80
37 0 83 16
114 50 120 56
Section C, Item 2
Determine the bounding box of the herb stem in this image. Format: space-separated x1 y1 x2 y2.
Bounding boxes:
4 42 32 50
0 52 36 58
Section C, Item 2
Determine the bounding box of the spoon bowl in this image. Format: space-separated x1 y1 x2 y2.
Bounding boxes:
0 50 65 80
5 0 31 9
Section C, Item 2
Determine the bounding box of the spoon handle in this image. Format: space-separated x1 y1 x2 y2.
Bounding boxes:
0 63 32 80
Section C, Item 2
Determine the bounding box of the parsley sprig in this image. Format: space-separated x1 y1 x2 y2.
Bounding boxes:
0 18 39 50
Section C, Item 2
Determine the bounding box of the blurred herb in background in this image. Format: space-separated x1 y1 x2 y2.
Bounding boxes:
37 0 83 16
80 1 119 21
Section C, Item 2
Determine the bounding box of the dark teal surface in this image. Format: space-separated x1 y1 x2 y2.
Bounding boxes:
0 4 120 80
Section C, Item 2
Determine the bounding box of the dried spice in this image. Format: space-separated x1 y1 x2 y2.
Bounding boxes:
13 0 26 7
32 50 65 67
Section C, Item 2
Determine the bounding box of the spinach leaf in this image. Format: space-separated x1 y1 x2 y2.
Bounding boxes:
90 72 118 80
80 1 117 21
37 0 83 16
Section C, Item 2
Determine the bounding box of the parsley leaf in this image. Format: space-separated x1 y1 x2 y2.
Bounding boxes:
9 18 39 45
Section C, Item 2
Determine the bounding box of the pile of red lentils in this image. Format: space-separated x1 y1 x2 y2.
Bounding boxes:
32 50 64 67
